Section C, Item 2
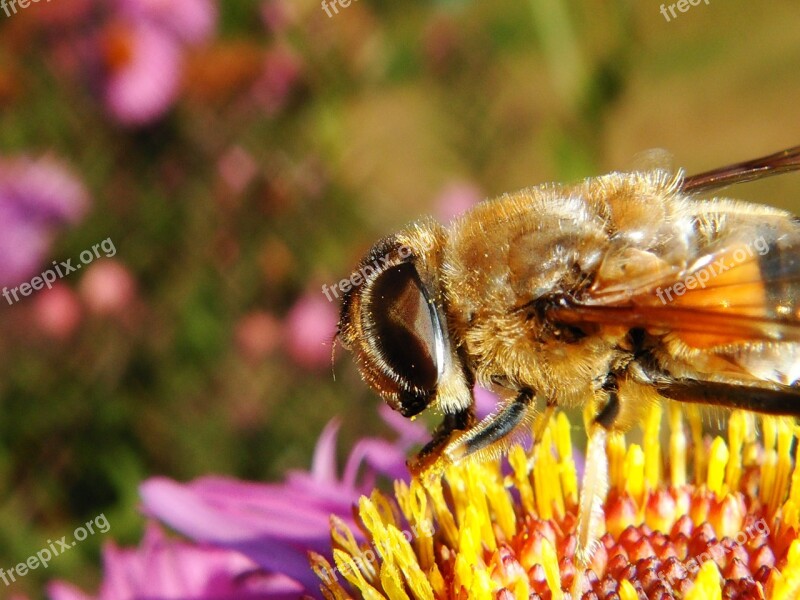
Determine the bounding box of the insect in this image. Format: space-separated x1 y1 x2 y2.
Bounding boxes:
336 145 800 568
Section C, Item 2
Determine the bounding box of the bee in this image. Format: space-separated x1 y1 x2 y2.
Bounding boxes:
336 145 800 563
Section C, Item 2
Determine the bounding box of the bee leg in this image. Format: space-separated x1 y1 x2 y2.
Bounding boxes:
407 407 475 475
571 374 618 597
442 388 536 465
418 408 476 461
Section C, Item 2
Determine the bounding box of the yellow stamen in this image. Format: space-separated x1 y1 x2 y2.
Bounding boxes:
465 462 497 551
331 515 378 584
540 537 563 600
618 579 639 600
455 505 485 592
421 476 458 547
686 405 706 482
668 403 687 487
784 426 800 531
607 431 626 492
725 410 745 491
428 564 446 598
379 561 409 600
761 417 779 513
384 526 435 600
333 548 386 600
508 444 535 514
370 489 399 528
394 479 435 571
769 539 800 600
308 551 351 600
684 559 722 600
482 460 516 540
359 497 436 600
706 436 729 497
623 443 645 509
644 403 662 490
533 425 560 520
765 417 794 516
555 412 579 508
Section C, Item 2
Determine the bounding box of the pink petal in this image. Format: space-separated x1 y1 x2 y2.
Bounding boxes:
311 418 342 484
103 22 183 126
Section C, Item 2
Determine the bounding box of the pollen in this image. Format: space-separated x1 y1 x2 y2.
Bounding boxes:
311 409 800 599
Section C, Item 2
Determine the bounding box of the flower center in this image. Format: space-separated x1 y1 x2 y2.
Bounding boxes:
311 408 800 599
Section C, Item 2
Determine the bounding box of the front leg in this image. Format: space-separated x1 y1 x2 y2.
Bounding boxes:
407 407 476 475
409 388 536 476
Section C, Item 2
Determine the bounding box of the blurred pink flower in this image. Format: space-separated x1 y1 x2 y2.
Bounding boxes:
252 46 303 116
434 180 483 223
79 260 137 316
33 283 83 339
285 291 338 370
0 156 89 288
217 146 259 196
100 0 218 126
115 0 217 45
234 310 283 362
100 21 183 126
47 524 291 600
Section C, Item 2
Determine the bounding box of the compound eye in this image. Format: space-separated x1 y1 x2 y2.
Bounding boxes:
367 262 443 396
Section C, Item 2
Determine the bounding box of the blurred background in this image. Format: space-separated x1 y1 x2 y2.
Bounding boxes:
1 0 799 595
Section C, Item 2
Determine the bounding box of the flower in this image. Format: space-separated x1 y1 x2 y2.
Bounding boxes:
284 291 340 370
311 406 800 599
47 524 294 600
137 408 428 594
32 283 82 339
252 46 304 116
78 260 137 317
0 156 89 288
234 310 283 363
47 407 426 598
98 0 218 126
100 20 184 127
114 0 217 45
44 391 800 598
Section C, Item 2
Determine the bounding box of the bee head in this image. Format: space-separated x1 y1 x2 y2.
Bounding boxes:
337 221 470 418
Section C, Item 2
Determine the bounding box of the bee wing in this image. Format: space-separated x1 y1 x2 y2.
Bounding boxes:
552 238 800 346
681 145 800 194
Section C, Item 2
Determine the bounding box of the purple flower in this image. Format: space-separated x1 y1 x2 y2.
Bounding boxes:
100 20 183 127
47 524 296 600
114 0 217 45
99 0 218 126
47 408 427 598
284 291 339 370
0 156 89 288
